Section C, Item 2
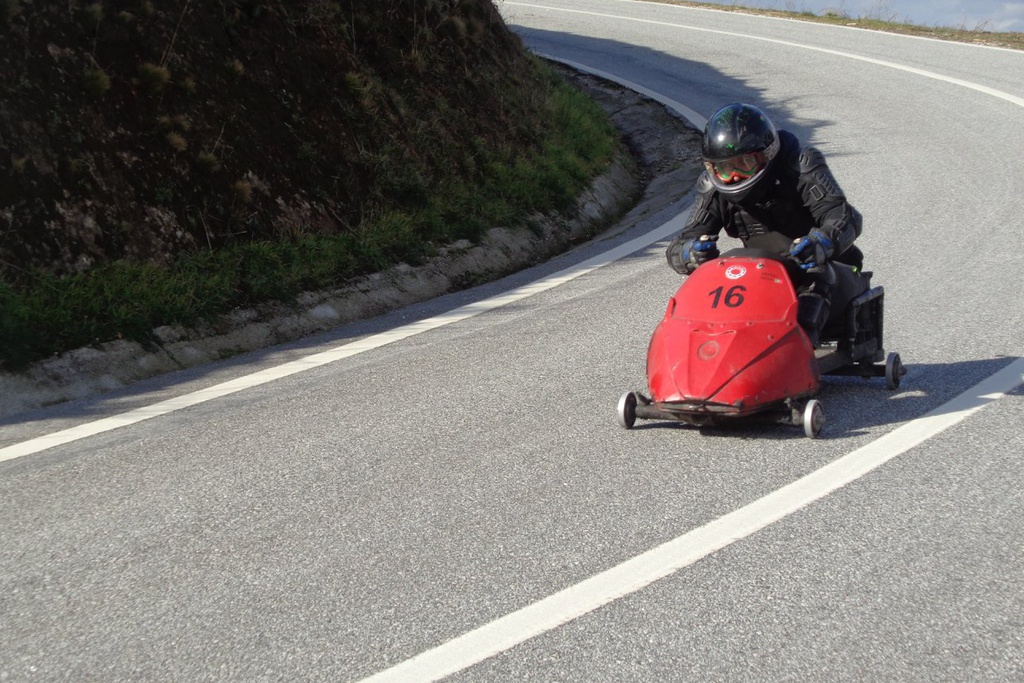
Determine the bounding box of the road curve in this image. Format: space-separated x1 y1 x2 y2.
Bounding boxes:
2 1 1023 681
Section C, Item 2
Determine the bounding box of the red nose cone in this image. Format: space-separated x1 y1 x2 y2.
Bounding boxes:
646 258 821 412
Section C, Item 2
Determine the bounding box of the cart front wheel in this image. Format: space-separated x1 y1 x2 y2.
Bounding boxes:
803 399 825 439
617 391 638 430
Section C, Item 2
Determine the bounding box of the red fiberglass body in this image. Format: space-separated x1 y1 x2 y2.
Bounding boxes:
646 256 819 415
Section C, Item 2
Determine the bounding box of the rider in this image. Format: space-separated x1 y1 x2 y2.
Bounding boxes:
666 102 865 345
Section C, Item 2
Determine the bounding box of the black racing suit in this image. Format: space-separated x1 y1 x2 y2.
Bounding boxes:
666 130 865 343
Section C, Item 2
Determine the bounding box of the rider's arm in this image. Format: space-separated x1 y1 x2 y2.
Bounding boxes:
797 147 862 258
666 173 725 274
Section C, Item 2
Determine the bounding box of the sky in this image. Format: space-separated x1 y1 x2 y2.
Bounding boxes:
694 1 1024 32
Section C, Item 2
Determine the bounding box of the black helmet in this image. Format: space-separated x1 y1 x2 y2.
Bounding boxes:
701 103 780 199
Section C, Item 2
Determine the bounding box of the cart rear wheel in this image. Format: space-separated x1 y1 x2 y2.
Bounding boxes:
886 352 903 390
617 391 638 430
803 399 825 439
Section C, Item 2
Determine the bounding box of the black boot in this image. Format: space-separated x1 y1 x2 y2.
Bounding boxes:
797 293 831 346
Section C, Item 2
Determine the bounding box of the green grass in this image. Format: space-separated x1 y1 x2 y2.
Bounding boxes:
0 73 619 370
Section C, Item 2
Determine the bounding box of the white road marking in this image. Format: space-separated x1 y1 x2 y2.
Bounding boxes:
0 215 686 464
508 2 1024 110
356 357 1024 683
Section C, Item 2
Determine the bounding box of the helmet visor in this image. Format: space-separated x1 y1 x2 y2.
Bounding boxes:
705 152 769 184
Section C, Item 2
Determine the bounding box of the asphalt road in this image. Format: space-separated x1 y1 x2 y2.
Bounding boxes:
3 1 1023 681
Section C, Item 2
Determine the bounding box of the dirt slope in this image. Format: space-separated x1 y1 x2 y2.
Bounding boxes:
0 0 542 276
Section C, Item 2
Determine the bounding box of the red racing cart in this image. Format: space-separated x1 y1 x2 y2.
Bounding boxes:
617 249 904 438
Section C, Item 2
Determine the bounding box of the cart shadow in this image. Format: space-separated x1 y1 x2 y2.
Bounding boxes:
628 356 1022 440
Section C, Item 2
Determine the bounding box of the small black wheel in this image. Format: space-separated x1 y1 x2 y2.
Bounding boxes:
886 352 903 390
617 391 638 430
803 399 825 439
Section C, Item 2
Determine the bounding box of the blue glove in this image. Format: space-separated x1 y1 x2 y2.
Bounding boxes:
681 234 720 273
790 229 834 270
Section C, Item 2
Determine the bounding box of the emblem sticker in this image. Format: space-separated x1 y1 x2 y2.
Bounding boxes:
725 265 747 280
697 341 721 360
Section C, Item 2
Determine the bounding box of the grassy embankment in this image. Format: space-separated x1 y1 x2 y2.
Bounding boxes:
0 1 620 369
0 78 615 368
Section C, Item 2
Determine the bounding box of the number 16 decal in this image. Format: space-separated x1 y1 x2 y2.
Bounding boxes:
709 285 746 308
